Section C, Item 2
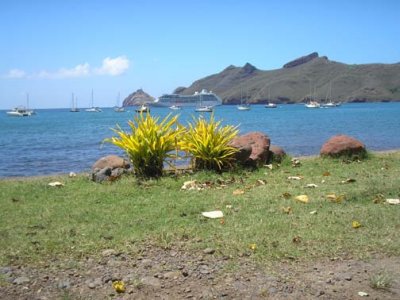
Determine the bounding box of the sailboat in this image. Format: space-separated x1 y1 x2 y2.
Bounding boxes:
322 82 340 107
237 89 251 111
70 93 79 112
305 86 320 108
85 89 102 112
195 92 213 112
114 92 125 112
265 87 277 108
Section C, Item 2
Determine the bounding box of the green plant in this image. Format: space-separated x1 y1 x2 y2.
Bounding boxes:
370 271 393 290
105 113 184 178
178 114 239 171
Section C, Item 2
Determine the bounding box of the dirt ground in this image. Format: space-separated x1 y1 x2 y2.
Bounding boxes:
1 245 399 300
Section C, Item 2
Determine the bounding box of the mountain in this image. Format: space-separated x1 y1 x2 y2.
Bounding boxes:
175 52 400 104
122 89 155 107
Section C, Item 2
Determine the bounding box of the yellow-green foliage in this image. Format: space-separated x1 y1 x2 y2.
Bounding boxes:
179 114 239 171
106 113 184 177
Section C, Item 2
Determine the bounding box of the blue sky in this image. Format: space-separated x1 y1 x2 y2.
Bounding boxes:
1 0 399 109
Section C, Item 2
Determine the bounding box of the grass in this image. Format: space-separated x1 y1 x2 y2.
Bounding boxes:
0 152 399 266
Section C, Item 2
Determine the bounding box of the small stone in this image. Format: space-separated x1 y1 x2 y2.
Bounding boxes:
102 249 117 257
13 276 30 285
203 248 215 255
57 279 71 289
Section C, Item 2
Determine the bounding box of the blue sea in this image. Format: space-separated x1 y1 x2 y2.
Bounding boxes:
1 102 400 178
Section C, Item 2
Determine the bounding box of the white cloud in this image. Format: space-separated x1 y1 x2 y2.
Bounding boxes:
4 68 26 79
95 56 130 76
2 56 130 79
36 63 90 79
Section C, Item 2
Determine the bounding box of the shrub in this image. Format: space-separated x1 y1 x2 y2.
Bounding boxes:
178 114 239 171
105 113 184 178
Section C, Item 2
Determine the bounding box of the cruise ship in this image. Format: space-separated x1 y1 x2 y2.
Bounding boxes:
155 89 223 107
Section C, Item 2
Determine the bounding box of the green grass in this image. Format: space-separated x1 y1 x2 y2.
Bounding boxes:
1 152 399 266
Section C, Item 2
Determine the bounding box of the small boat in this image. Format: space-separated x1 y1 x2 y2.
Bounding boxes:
237 88 251 110
86 89 102 112
265 103 277 108
6 106 32 117
195 93 213 112
113 92 125 112
135 104 150 113
70 93 79 112
237 104 251 111
305 101 321 108
195 105 213 112
169 105 181 110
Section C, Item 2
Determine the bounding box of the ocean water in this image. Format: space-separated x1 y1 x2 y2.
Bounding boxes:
1 102 399 178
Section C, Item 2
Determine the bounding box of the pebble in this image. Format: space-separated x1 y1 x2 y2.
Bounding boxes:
13 276 30 285
203 248 215 255
57 279 71 289
102 249 117 257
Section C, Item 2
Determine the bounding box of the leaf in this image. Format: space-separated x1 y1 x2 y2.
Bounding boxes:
263 164 273 170
292 236 301 244
305 183 318 188
202 211 224 219
233 189 245 195
352 220 362 228
288 176 303 180
256 179 266 185
326 194 346 203
323 171 331 176
48 181 64 187
295 195 309 203
281 206 292 214
341 178 356 184
248 243 257 251
282 192 292 199
358 292 369 297
112 281 126 293
386 198 400 205
309 210 317 215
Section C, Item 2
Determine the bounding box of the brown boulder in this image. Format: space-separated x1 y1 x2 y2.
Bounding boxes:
92 155 129 170
269 145 286 163
91 155 131 182
230 132 271 167
320 135 366 158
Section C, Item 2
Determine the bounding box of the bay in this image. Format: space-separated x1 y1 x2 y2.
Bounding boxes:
1 102 399 178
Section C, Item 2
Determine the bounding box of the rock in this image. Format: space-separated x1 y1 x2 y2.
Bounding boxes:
57 279 71 289
102 249 117 257
91 155 131 183
122 89 155 107
229 132 271 167
203 248 216 255
92 155 129 171
13 276 30 285
269 145 286 163
320 135 367 159
283 52 319 68
141 276 162 287
163 271 181 280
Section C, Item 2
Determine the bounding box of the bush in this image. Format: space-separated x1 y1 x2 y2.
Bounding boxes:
105 113 184 178
178 114 239 171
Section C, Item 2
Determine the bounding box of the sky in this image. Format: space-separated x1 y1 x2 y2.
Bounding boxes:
1 0 399 109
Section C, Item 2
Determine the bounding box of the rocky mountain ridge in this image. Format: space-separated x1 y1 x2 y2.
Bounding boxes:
177 52 400 104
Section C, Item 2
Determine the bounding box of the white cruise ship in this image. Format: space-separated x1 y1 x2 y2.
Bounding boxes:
155 89 223 107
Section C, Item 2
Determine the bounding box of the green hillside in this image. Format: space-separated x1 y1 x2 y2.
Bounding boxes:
177 53 400 104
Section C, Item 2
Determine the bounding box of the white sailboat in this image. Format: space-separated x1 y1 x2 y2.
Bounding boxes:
265 87 277 108
195 92 213 112
86 89 102 112
237 89 251 111
70 93 79 112
322 82 340 107
114 92 125 112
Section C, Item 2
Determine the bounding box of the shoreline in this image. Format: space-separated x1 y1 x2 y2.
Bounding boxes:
1 149 399 181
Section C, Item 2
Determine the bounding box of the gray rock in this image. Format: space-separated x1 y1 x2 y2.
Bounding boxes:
203 248 215 255
141 276 161 287
13 276 30 285
57 279 71 289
